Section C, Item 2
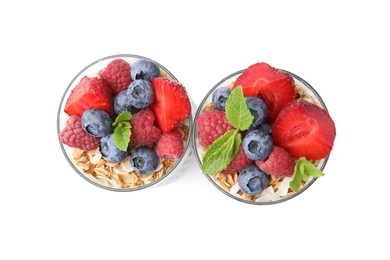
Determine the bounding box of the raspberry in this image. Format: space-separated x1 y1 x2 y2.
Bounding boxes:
59 115 100 150
156 128 184 160
130 109 162 146
220 146 252 175
99 59 132 95
196 110 234 147
255 146 296 177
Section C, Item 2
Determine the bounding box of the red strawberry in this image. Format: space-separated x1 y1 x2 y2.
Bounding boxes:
256 146 295 177
220 145 252 175
233 62 296 121
272 100 336 160
196 109 234 147
156 128 184 160
64 76 114 117
59 115 100 150
99 59 132 95
130 109 162 146
150 77 191 133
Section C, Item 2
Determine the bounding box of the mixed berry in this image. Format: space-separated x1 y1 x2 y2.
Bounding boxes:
59 57 191 188
196 62 336 202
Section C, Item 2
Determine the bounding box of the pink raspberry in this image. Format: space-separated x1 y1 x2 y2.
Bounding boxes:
256 146 296 177
59 115 100 150
130 109 162 146
156 128 184 160
196 110 234 147
220 145 252 175
99 59 132 95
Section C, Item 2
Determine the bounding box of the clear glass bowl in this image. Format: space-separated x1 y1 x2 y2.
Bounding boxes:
57 54 194 191
192 68 330 205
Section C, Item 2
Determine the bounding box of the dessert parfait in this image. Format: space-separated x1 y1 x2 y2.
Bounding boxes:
193 62 336 204
58 55 193 191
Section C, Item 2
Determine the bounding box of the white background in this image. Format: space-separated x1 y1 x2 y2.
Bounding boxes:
1 0 389 259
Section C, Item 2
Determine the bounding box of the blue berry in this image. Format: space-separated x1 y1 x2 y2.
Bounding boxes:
81 109 113 137
246 96 267 128
99 134 128 163
130 147 159 174
257 123 272 135
238 164 269 196
131 59 160 81
114 90 140 115
212 87 231 110
242 129 273 160
127 80 154 109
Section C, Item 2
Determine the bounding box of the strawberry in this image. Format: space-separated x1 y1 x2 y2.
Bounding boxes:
256 146 295 177
220 145 252 175
64 76 114 117
99 59 132 95
150 77 191 133
272 100 336 160
59 115 100 150
156 128 184 160
130 109 162 146
196 109 234 147
232 62 296 121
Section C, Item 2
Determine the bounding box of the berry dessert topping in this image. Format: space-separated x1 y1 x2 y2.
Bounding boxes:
59 57 192 190
99 133 128 163
129 108 162 146
131 59 160 81
245 96 268 129
220 145 252 175
150 77 191 133
59 115 100 151
232 62 295 122
212 87 231 110
238 165 269 196
127 80 154 109
156 128 184 160
81 108 113 137
64 76 114 117
196 110 234 147
131 146 159 174
272 99 336 160
113 89 140 116
256 146 295 177
242 129 273 161
99 59 132 95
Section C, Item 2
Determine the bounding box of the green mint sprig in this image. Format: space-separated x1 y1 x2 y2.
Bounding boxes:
112 111 132 151
201 86 254 175
290 157 325 192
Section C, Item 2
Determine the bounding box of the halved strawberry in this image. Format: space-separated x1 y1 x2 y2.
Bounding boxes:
232 62 296 122
64 76 114 117
272 100 336 160
150 77 191 133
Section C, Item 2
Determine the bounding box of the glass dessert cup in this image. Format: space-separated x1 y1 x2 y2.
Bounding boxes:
192 69 330 205
57 54 194 191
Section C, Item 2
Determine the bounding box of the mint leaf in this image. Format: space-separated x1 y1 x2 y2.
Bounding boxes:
225 86 254 131
289 157 325 191
202 129 241 175
113 111 132 128
112 121 132 151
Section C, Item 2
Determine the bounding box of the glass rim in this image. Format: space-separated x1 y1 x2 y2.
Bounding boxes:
57 54 194 192
192 68 330 205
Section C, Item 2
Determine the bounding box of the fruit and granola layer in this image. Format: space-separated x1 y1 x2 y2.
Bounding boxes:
59 57 192 189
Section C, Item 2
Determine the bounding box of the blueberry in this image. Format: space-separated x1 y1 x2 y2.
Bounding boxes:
130 147 159 174
127 80 154 109
99 134 128 163
131 59 160 81
242 129 273 160
114 90 141 115
212 87 231 110
257 123 272 135
238 164 269 196
81 109 113 137
246 97 267 129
